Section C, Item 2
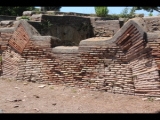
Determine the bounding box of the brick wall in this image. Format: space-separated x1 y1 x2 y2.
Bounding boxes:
90 18 120 37
143 16 160 32
0 17 160 97
2 47 21 78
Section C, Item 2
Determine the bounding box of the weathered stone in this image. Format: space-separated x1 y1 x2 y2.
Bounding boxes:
30 14 42 21
16 17 21 21
0 20 14 27
155 98 160 101
23 11 36 16
52 46 78 54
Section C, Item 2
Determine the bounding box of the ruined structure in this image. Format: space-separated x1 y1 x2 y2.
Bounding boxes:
19 11 121 45
1 12 160 97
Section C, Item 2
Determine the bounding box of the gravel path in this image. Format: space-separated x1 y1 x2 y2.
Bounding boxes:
0 78 160 113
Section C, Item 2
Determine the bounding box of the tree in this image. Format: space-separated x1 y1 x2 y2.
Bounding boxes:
119 7 129 18
129 7 136 16
119 7 136 18
0 6 35 16
40 7 61 11
135 7 160 13
149 12 153 16
94 7 109 17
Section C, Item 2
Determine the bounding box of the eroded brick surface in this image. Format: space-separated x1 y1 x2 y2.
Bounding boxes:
0 17 160 97
9 23 30 53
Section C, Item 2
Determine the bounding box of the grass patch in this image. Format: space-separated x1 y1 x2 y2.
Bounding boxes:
71 88 77 93
148 97 154 102
50 86 54 89
20 16 30 20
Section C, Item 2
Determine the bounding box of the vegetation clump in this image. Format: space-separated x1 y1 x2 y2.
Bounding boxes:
20 16 30 20
95 7 109 17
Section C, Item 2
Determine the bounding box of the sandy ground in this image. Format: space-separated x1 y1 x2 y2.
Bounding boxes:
0 78 160 113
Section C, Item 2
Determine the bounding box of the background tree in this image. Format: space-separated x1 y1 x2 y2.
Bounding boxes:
135 7 160 13
149 12 153 16
94 7 109 17
119 7 136 18
41 7 61 11
0 6 35 16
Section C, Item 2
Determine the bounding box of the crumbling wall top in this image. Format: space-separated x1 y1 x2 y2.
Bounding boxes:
52 46 78 54
79 37 113 47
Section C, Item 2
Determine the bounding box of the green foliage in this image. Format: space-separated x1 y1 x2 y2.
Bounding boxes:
40 19 53 30
119 7 136 19
119 7 129 18
33 8 41 14
135 7 160 13
20 16 30 20
40 19 53 35
148 97 154 102
129 7 136 16
95 6 109 17
33 7 40 11
148 12 153 16
0 6 35 16
113 7 136 23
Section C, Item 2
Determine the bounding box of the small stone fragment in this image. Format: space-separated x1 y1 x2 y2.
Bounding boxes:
38 85 46 88
142 98 148 101
155 98 160 101
33 95 40 98
15 87 20 89
33 108 39 111
52 103 57 106
23 82 28 85
14 105 19 108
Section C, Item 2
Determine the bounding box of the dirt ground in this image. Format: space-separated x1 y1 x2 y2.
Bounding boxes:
0 78 160 113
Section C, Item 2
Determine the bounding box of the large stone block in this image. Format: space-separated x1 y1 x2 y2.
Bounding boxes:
23 11 36 16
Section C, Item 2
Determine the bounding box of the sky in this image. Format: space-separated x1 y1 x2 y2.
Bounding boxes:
35 7 159 16
60 7 159 16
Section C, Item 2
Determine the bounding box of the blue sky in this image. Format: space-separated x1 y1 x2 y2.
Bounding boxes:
36 7 159 16
60 7 159 16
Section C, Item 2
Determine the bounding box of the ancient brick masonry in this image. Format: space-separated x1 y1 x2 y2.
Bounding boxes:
113 18 160 97
0 21 18 77
90 18 120 37
16 36 55 83
1 17 160 97
9 23 30 53
78 37 134 93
